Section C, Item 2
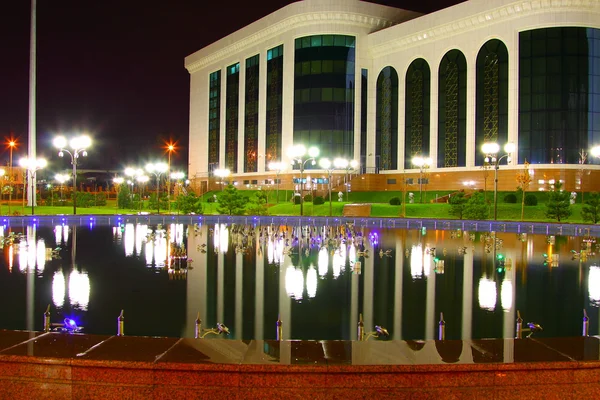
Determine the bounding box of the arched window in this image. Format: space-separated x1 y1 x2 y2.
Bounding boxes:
405 59 431 169
376 67 398 171
476 39 508 166
438 50 467 168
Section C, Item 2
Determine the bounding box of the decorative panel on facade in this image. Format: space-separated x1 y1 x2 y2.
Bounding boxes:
226 63 240 173
244 55 259 173
266 45 283 168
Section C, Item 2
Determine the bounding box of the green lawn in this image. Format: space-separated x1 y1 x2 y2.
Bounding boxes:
3 192 594 224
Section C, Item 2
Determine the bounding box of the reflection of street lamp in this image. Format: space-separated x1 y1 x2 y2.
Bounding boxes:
288 145 319 217
482 142 515 220
268 161 286 204
53 135 91 215
214 168 230 191
334 158 359 202
146 163 168 214
411 156 432 204
319 158 335 216
19 157 47 215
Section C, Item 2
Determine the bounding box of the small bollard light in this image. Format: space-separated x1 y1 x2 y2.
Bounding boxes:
438 312 446 341
358 313 365 341
516 310 523 339
583 309 589 337
44 304 51 333
195 313 202 339
117 310 125 336
276 315 283 341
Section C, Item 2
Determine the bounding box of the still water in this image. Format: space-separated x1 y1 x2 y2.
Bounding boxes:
0 218 599 341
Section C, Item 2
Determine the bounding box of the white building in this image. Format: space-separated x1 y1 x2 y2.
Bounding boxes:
185 0 600 193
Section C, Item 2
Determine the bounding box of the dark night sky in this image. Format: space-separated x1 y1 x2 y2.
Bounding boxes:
0 0 463 172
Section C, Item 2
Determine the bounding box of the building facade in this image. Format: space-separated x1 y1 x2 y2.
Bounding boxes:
185 0 600 194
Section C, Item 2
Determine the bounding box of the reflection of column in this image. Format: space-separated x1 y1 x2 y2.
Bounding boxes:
26 225 36 332
393 240 404 340
235 253 243 339
350 267 359 340
217 252 225 324
255 237 264 340
279 254 292 340
425 270 436 340
502 245 516 362
363 249 374 334
462 250 474 339
186 225 207 337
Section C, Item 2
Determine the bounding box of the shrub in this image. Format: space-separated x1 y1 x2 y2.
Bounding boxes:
303 194 313 203
313 196 325 205
503 193 517 203
293 194 301 205
524 193 538 206
389 197 401 206
207 195 215 203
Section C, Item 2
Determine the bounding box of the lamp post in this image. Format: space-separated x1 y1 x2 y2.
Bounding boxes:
0 168 4 215
55 173 70 205
288 145 319 217
319 158 335 216
166 143 175 212
113 177 124 212
136 175 149 212
214 168 231 191
53 135 91 215
18 157 47 215
334 158 359 202
411 156 432 204
268 162 285 204
482 142 515 220
7 139 16 215
146 162 168 214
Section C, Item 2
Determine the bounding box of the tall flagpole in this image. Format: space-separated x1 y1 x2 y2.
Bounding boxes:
27 0 37 207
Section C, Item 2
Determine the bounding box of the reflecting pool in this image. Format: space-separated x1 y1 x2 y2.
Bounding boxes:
1 217 599 341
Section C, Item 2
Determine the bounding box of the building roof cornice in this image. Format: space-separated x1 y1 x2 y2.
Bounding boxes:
185 1 419 74
369 0 600 58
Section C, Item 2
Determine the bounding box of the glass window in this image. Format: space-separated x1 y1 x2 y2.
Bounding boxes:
311 60 322 74
302 37 310 48
334 36 346 46
322 60 333 73
311 36 322 47
323 35 334 46
322 88 333 102
302 61 310 76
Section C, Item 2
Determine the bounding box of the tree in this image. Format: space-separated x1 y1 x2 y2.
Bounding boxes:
149 192 169 212
545 181 571 222
117 184 132 209
581 192 600 224
448 191 467 219
216 185 247 215
247 191 269 215
516 160 532 221
463 192 489 220
175 192 203 214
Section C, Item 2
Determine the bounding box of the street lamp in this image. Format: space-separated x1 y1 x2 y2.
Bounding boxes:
319 158 335 216
53 135 91 215
411 156 432 204
288 145 319 217
145 162 167 214
334 158 359 202
165 143 176 212
214 168 231 191
268 161 286 204
7 139 17 215
591 146 600 158
482 142 515 220
19 157 47 215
